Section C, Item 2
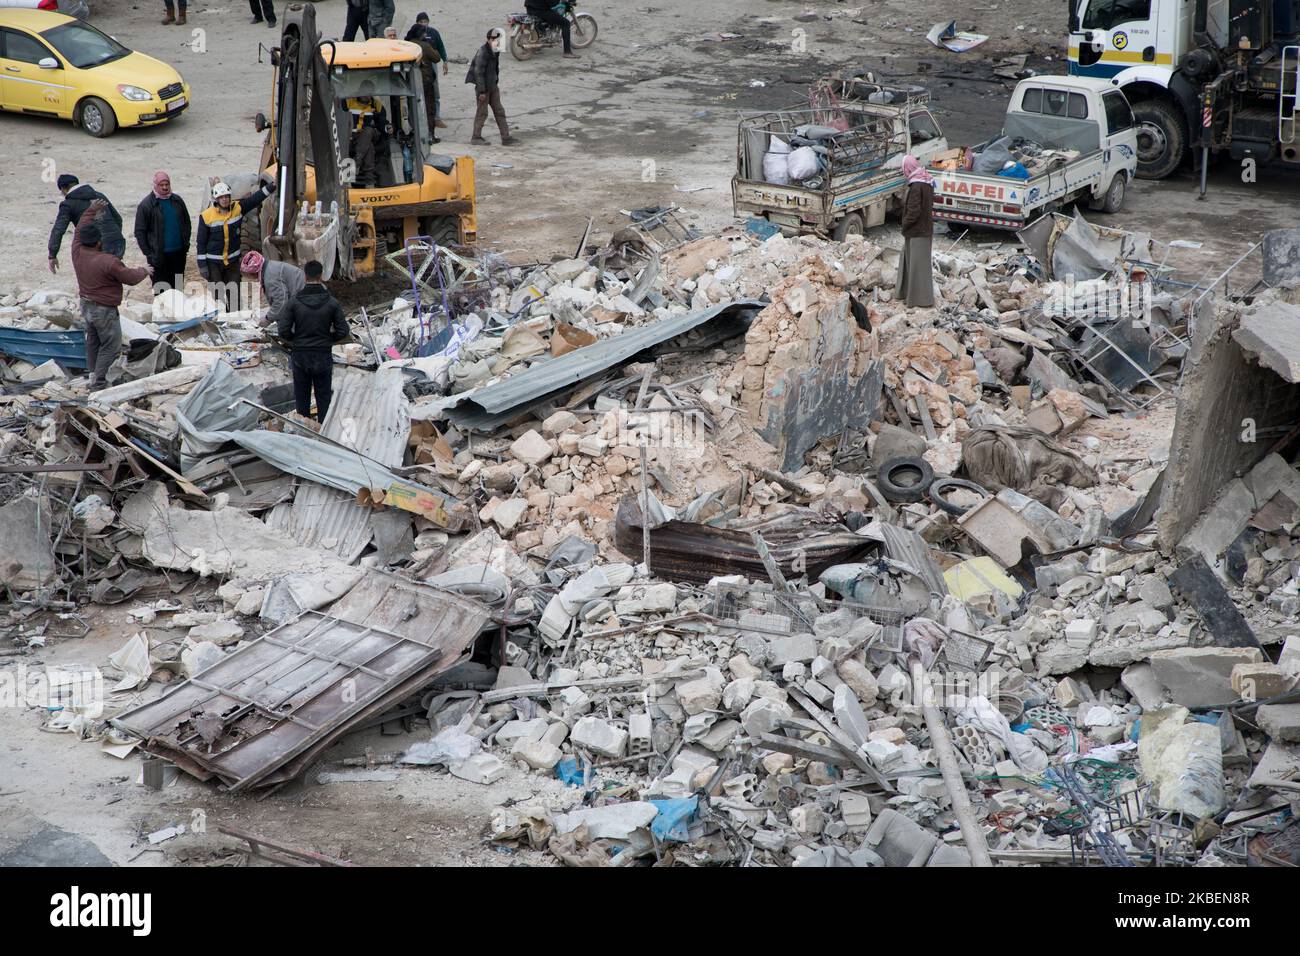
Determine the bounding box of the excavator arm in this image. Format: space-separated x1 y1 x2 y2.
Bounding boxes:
267 2 356 279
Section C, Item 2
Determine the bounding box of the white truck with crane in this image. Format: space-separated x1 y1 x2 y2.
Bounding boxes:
1067 0 1300 183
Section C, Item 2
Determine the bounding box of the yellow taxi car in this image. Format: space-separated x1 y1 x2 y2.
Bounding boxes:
0 8 189 137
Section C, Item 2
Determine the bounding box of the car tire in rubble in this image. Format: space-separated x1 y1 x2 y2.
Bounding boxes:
928 477 990 516
78 97 117 138
1100 173 1127 214
1130 99 1185 180
876 456 934 504
832 212 864 242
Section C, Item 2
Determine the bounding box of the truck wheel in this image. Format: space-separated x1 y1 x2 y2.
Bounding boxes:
832 212 864 241
1101 173 1127 213
425 216 460 247
1130 100 1185 180
877 456 934 504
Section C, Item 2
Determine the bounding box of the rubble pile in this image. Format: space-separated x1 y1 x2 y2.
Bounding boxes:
3 212 1299 868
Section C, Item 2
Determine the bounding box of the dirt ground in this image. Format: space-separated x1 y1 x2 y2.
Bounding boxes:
1 0 1295 293
1 0 1297 867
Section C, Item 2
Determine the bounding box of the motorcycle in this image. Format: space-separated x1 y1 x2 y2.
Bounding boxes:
507 2 597 60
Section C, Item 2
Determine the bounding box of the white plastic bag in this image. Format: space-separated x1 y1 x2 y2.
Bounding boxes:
763 135 792 185
786 145 821 181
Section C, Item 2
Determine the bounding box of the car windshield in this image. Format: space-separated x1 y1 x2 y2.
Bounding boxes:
40 20 129 68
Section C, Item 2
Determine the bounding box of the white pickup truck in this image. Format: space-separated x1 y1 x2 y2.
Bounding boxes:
931 76 1138 231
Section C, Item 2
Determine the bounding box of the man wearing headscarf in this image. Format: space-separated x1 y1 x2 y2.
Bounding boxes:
896 155 936 309
241 251 305 328
134 171 192 294
467 28 517 146
406 12 448 133
49 174 125 273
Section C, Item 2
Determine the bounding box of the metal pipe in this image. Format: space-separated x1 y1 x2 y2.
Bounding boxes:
913 660 994 867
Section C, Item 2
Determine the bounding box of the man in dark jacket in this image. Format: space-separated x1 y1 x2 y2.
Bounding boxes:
134 171 191 294
467 28 517 146
197 179 276 312
525 0 578 57
277 260 350 422
343 0 370 40
49 174 125 273
72 201 152 390
406 13 448 133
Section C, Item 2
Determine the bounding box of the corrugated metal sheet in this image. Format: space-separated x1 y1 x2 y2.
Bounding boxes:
0 326 87 369
441 300 764 430
274 366 412 562
112 571 491 791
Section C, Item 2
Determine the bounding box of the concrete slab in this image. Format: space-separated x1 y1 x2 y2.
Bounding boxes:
1233 301 1300 383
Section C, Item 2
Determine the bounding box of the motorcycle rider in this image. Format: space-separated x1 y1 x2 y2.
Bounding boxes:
525 0 579 58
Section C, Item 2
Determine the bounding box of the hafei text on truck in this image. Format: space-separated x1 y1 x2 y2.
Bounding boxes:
732 75 948 240
246 2 477 281
1068 0 1300 182
929 76 1138 231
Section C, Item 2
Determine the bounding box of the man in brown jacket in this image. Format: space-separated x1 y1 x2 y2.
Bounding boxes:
71 200 153 390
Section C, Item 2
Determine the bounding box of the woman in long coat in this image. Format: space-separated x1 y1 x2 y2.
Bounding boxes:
896 155 936 308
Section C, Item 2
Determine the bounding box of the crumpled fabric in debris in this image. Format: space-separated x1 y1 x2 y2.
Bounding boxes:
491 803 555 850
398 726 481 766
106 632 152 692
548 823 611 867
648 796 699 842
957 696 1048 775
961 425 1099 507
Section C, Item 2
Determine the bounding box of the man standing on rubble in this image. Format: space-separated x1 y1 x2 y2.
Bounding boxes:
896 156 936 309
134 171 191 295
197 179 276 313
277 260 350 423
49 174 125 273
71 200 152 391
468 28 518 146
240 251 305 328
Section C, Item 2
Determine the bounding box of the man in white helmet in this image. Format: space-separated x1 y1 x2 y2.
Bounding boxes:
196 178 276 312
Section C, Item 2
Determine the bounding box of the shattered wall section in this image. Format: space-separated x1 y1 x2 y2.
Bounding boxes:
735 257 883 471
1159 295 1300 549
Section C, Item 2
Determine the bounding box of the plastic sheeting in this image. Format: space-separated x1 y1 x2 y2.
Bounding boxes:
175 360 261 471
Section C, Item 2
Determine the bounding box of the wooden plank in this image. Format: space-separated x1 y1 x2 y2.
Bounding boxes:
481 669 704 704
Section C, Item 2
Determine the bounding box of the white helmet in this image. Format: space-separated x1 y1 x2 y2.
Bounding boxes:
211 181 232 199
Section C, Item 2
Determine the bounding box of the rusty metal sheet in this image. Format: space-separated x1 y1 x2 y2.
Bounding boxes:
613 496 873 585
112 572 490 791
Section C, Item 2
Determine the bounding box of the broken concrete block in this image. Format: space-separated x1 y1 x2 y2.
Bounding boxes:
180 640 224 678
722 677 755 712
833 684 871 746
1120 662 1167 710
699 718 741 753
187 619 244 646
1148 646 1264 709
1231 663 1294 702
450 752 508 785
489 498 529 534
1256 703 1300 742
839 792 874 830
570 716 628 757
1136 576 1174 612
512 738 563 770
1064 618 1097 645
542 409 579 436
640 582 677 612
1138 707 1225 818
497 718 550 748
766 633 817 666
627 712 653 754
790 803 825 836
740 697 792 739
676 667 724 715
1055 677 1085 708
835 659 878 707
1176 479 1254 565
510 429 554 466
1244 453 1300 509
